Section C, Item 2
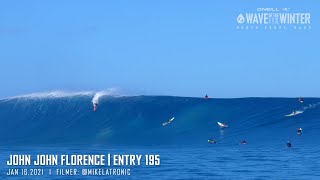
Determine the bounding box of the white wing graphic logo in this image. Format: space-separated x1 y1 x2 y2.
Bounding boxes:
237 14 245 24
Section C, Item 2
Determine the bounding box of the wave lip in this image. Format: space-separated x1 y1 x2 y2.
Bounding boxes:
2 88 122 101
92 89 122 104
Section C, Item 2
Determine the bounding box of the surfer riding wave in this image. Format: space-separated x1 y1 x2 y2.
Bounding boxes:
92 92 106 112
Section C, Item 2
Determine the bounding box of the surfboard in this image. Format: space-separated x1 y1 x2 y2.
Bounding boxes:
217 122 228 128
162 117 175 126
285 110 303 117
162 122 169 126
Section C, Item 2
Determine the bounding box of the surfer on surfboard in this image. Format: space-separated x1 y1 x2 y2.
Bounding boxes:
297 128 303 135
217 122 228 128
240 140 247 145
208 139 217 144
285 109 303 117
205 94 209 99
299 97 304 103
293 108 297 115
93 103 98 112
162 117 175 126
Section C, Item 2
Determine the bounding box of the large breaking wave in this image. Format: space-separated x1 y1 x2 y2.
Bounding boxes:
1 92 320 147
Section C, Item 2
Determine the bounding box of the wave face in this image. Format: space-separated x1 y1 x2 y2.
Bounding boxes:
1 95 320 147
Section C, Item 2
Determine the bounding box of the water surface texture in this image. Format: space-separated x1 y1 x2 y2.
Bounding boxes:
1 95 319 179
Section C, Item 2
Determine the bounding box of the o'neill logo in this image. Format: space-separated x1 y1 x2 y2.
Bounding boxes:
236 8 312 30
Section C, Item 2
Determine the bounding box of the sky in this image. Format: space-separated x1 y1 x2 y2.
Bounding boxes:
0 0 319 98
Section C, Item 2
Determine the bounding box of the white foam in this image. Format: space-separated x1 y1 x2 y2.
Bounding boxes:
92 88 120 105
3 91 93 100
2 88 122 101
285 110 304 117
302 102 320 110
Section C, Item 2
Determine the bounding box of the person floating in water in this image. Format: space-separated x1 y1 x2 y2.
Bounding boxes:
286 141 292 148
240 140 247 145
205 94 209 99
297 128 303 135
299 96 304 103
208 139 217 144
93 103 98 112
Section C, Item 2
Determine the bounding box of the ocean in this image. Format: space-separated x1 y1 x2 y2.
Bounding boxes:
1 94 320 179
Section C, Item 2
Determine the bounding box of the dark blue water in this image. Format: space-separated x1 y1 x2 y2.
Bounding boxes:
1 95 320 179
